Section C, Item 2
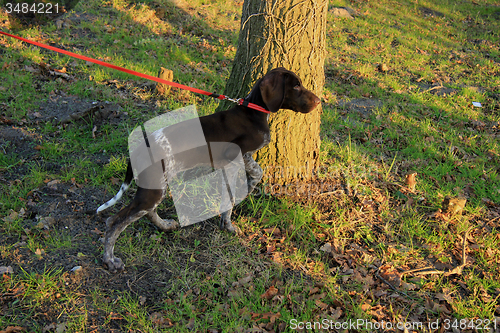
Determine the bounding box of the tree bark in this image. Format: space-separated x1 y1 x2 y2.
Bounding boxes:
218 0 327 189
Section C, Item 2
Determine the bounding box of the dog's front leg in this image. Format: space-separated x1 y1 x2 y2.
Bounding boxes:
219 160 242 235
220 208 241 234
243 152 263 195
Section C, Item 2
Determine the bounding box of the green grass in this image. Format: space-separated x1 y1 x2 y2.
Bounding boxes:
1 0 500 331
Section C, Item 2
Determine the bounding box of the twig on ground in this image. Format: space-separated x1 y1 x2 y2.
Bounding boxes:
400 226 475 277
421 85 444 94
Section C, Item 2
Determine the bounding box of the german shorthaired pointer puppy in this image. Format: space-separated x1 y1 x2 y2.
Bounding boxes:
96 67 320 272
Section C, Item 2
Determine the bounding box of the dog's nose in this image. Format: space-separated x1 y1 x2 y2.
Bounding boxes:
313 96 321 105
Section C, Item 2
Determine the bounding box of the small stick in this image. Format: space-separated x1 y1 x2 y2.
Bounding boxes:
400 226 474 277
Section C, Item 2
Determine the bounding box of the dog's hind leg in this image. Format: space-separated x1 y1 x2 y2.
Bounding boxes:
103 188 164 272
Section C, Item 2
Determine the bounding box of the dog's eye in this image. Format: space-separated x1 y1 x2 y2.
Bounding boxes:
293 84 300 90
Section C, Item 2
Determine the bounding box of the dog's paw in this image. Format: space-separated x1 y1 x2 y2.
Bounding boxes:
155 219 180 232
224 222 243 235
104 256 125 273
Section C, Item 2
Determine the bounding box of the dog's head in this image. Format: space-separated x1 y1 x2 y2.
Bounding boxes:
256 67 321 113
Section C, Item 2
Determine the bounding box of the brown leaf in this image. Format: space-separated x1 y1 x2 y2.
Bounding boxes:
435 290 453 303
425 297 451 314
378 264 402 287
369 304 386 320
0 116 13 124
309 292 327 301
361 302 371 311
149 312 174 327
405 172 417 192
227 289 239 297
261 312 281 323
444 265 464 276
108 312 123 320
441 196 466 215
401 281 418 291
186 317 195 331
308 287 320 295
236 275 253 286
90 227 103 235
315 299 329 310
261 286 278 300
319 242 332 253
46 179 60 187
0 326 25 333
263 227 281 236
271 251 283 263
3 210 18 223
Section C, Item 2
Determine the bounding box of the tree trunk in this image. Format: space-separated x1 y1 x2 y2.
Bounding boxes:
218 0 327 189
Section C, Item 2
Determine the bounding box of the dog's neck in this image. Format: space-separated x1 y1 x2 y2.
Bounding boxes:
243 80 272 122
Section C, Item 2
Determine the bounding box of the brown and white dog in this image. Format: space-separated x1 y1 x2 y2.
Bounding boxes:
96 67 320 272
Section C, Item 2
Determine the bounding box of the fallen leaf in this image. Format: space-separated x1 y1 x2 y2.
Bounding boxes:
235 275 253 286
435 291 453 303
405 172 417 191
90 228 103 235
0 266 14 274
149 312 174 327
361 302 371 311
55 322 66 333
319 242 332 253
401 281 418 291
369 304 386 320
46 179 60 188
227 289 239 297
263 227 281 236
378 264 402 287
109 312 123 320
186 317 195 330
308 286 320 295
0 326 24 333
261 286 278 300
315 299 329 310
441 196 466 215
3 210 18 223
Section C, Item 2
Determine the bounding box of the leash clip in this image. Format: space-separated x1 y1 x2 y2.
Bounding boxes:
224 96 242 104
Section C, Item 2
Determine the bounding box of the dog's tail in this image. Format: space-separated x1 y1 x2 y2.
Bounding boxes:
96 160 134 214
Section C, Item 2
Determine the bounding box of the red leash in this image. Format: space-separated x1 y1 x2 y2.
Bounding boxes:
0 30 271 114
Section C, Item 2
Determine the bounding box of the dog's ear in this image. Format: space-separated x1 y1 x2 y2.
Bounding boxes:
259 71 286 113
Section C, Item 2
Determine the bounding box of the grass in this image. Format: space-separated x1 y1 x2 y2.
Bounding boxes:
1 0 500 331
